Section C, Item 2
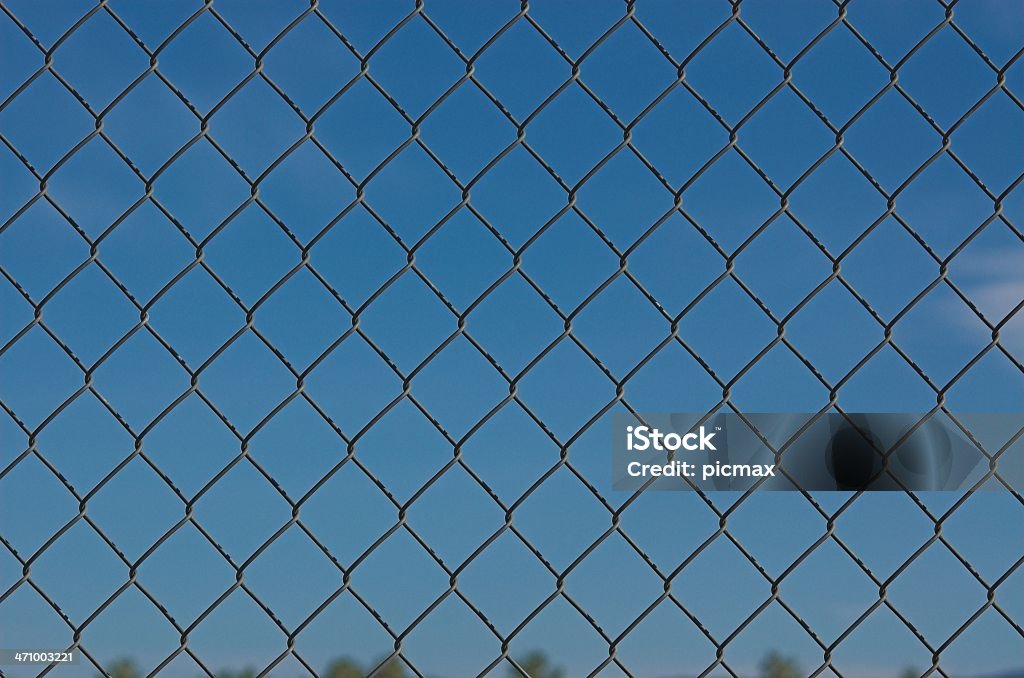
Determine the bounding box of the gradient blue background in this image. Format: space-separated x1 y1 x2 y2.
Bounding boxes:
1 0 1022 676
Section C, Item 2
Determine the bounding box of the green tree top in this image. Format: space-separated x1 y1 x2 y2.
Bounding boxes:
759 651 801 678
323 655 406 678
324 657 364 678
103 658 141 678
216 670 256 678
508 651 565 678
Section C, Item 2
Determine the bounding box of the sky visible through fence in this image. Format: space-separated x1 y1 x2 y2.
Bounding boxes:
0 1 1022 677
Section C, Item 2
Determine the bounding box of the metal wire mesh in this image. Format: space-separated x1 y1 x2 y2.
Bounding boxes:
0 0 1022 676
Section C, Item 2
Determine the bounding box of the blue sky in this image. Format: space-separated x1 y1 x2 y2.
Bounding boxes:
0 1 1022 676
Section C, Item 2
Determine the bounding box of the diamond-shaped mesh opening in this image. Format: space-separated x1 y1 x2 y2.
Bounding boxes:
355 398 450 503
350 528 449 633
953 89 1024 193
187 588 287 673
415 208 510 311
405 463 504 567
459 401 559 503
300 470 394 566
678 277 778 380
685 22 782 125
631 87 726 188
887 542 989 645
740 87 835 189
413 335 507 437
144 393 238 498
470 144 566 248
0 71 94 171
3 4 1022 676
83 586 181 674
358 271 456 371
103 74 199 176
572 276 667 378
841 216 938 321
30 521 127 623
36 391 134 493
254 268 350 370
786 280 883 384
672 536 771 639
514 466 609 572
401 595 499 677
304 333 403 435
563 532 664 636
56 10 147 109
192 460 292 561
262 14 361 114
137 522 234 630
581 20 677 122
627 211 724 314
370 17 464 118
210 77 305 175
682 149 780 253
46 137 145 239
526 84 622 184
735 214 832 317
522 210 619 312
504 595 609 676
314 78 410 181
516 340 614 441
0 325 82 428
147 265 244 366
787 152 887 253
98 201 194 303
844 89 940 190
363 144 461 243
421 83 516 181
258 140 355 244
1 200 89 300
88 456 182 560
247 398 346 499
42 263 138 365
458 531 554 631
894 283 993 386
157 10 253 114
575 150 674 248
152 138 251 241
0 453 79 554
794 23 890 125
900 26 994 129
200 330 297 433
310 205 407 306
474 19 567 120
244 525 341 629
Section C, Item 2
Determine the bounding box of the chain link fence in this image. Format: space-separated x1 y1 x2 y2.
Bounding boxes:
0 0 1022 676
